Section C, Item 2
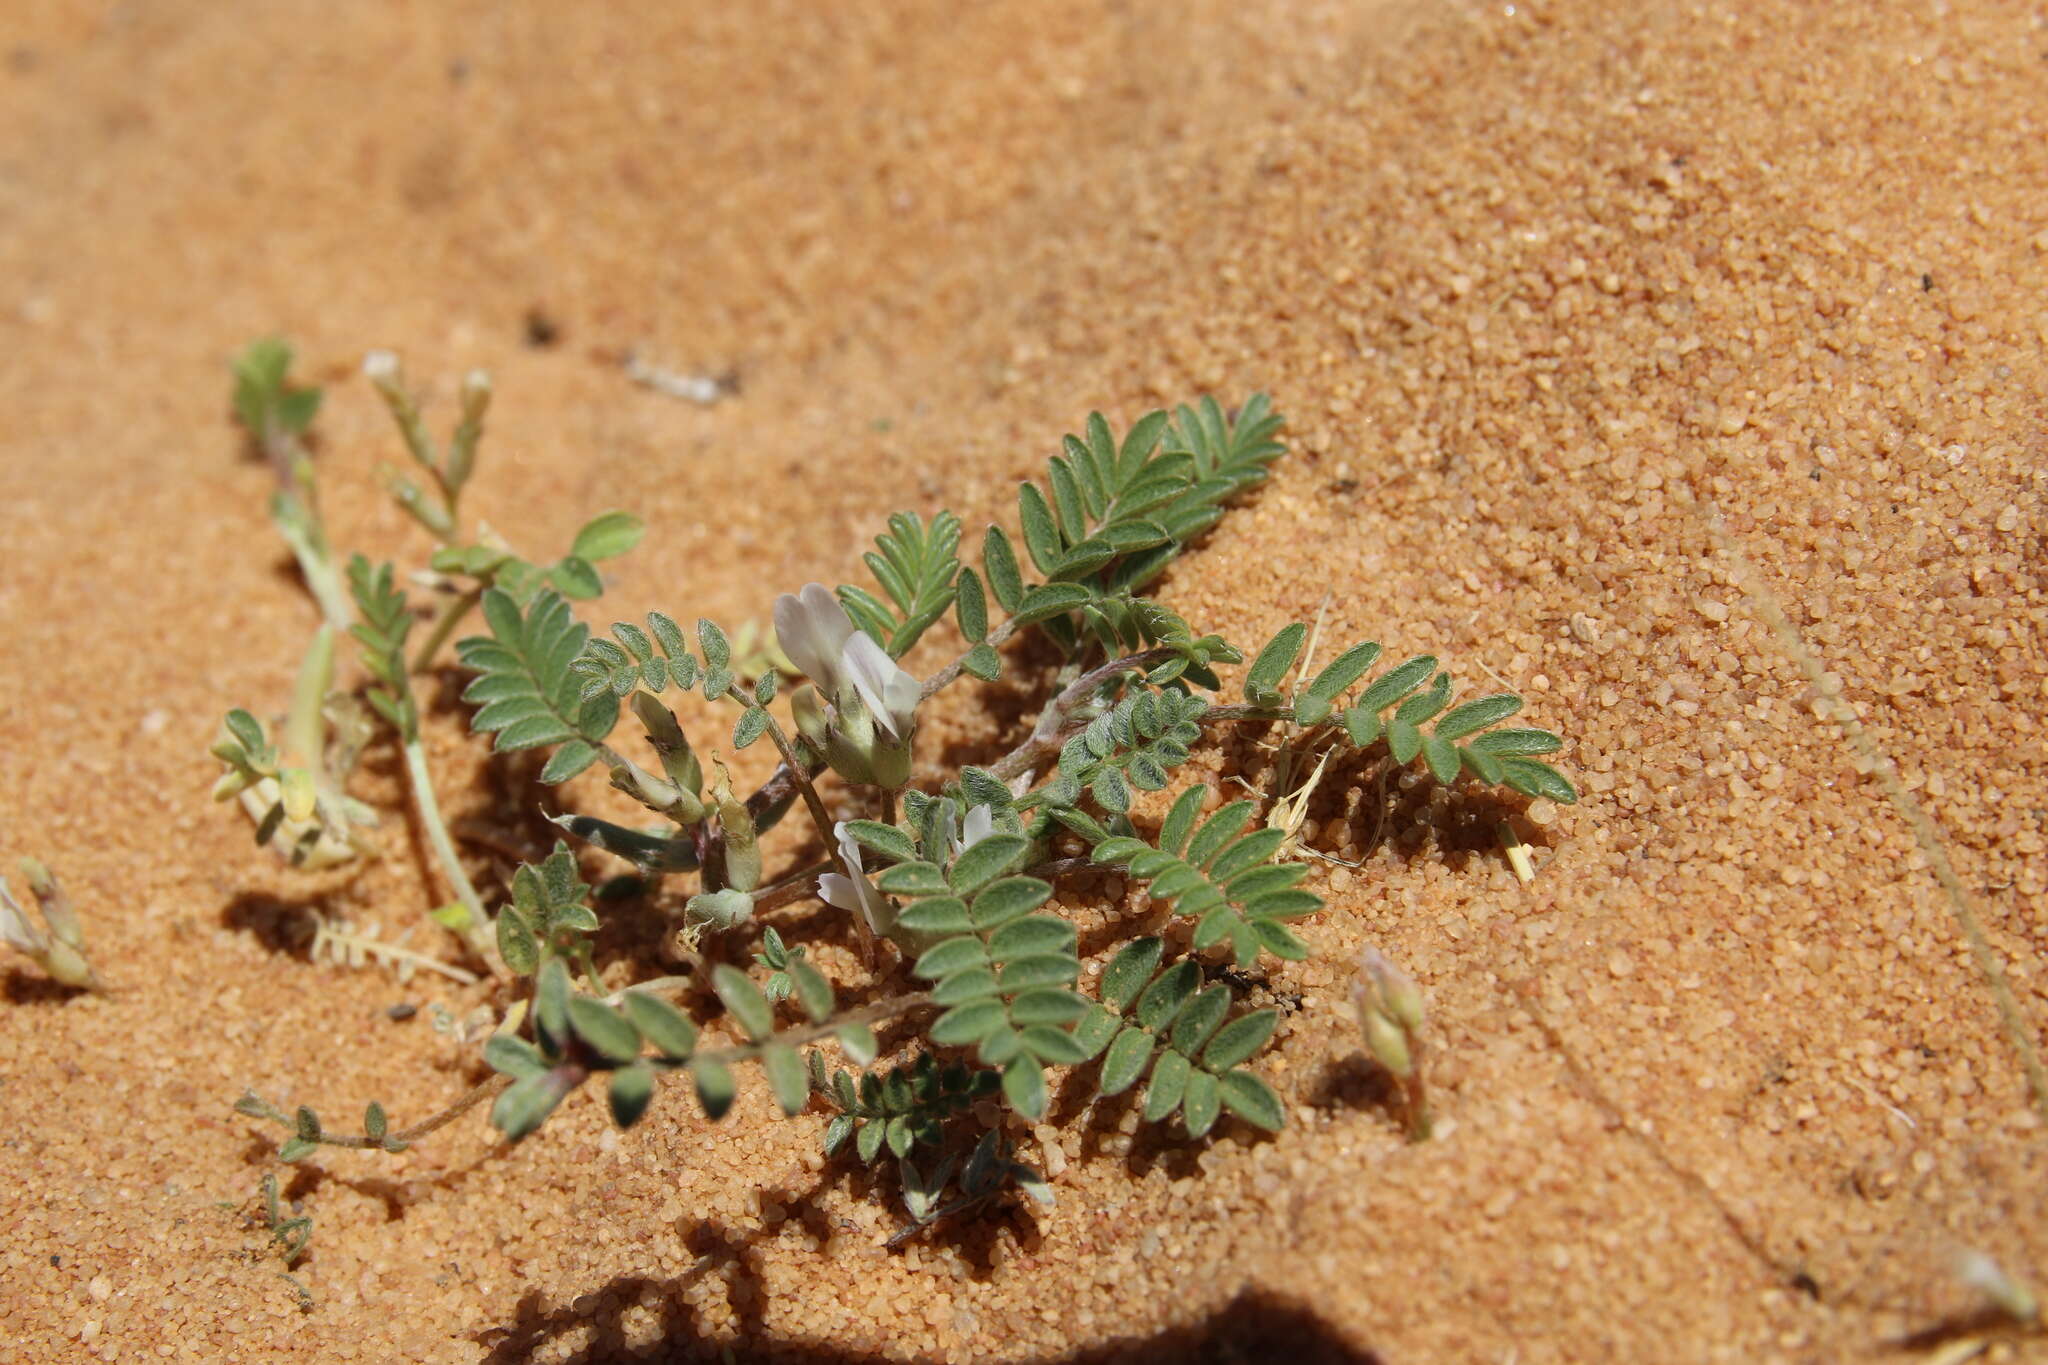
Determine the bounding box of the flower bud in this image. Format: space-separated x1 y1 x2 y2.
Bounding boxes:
1362 1008 1412 1078
1361 948 1426 1033
361 349 401 386
824 682 913 790
459 368 493 421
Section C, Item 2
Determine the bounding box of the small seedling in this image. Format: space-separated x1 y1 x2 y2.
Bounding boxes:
1352 947 1430 1140
232 337 324 477
753 927 808 1004
258 1172 313 1268
0 858 104 992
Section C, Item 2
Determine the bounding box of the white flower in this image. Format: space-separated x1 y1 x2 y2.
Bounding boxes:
816 822 894 938
773 583 919 739
938 803 998 859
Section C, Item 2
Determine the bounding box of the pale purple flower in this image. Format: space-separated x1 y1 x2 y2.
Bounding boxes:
816 822 893 938
773 583 919 739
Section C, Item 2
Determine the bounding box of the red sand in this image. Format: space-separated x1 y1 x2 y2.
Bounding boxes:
2 1 2044 1361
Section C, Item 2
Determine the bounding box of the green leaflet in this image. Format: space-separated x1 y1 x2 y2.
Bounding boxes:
1093 797 1317 969
457 588 619 756
841 511 962 657
1076 934 1283 1136
974 397 1287 655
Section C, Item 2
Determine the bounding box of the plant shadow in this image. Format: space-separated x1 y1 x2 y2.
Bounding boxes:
0 968 95 1005
475 1268 1380 1363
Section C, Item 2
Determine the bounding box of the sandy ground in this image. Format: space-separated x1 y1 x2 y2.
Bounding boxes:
1 0 2045 1361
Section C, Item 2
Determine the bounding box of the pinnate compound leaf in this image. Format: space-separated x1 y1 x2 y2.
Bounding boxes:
982 525 1024 611
1099 1027 1156 1095
1002 1058 1048 1120
948 834 1030 894
492 1073 570 1141
844 820 916 865
788 960 836 1023
496 905 540 976
1500 758 1577 803
1100 936 1164 1011
1181 1069 1222 1138
733 706 770 749
1466 727 1564 757
1143 1049 1191 1123
962 643 1002 680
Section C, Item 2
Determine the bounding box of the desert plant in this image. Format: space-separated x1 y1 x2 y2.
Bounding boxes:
0 858 105 992
217 362 1577 1236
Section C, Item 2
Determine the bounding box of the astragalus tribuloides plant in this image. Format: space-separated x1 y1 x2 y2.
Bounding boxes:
220 368 1577 1240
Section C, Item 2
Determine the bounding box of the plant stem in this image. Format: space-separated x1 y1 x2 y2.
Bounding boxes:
987 647 1179 782
919 616 1022 701
301 1074 509 1152
270 465 354 634
701 991 932 1058
401 737 501 976
291 543 356 636
410 584 484 674
1196 702 1301 726
754 860 833 913
297 992 937 1153
742 691 875 962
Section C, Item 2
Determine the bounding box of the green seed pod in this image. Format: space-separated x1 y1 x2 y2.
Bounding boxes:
41 937 98 992
711 765 762 893
684 887 756 931
721 812 762 894
607 755 683 816
631 693 702 798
